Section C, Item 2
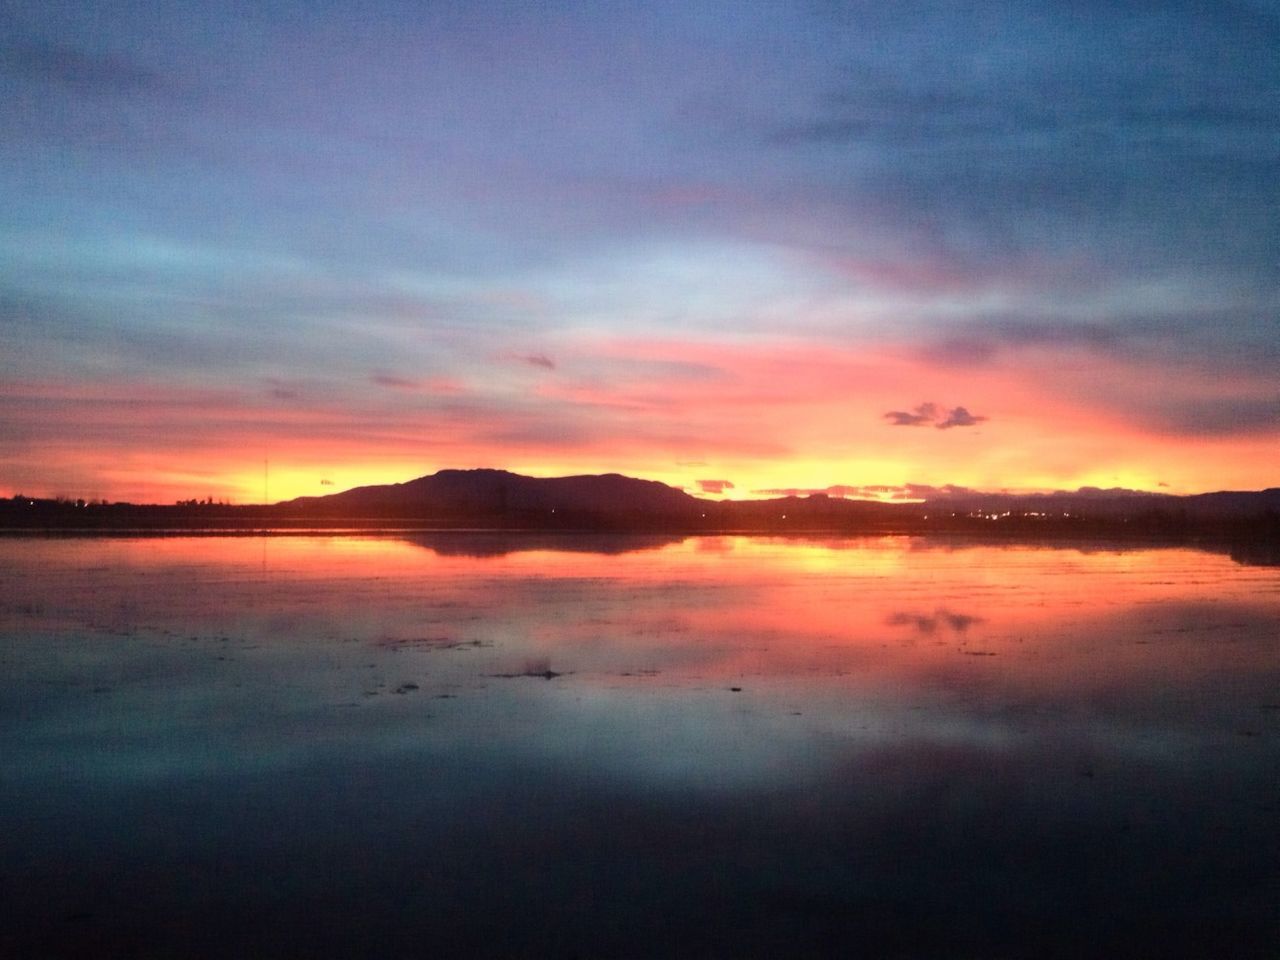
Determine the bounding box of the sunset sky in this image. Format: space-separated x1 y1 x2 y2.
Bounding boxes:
2 0 1277 503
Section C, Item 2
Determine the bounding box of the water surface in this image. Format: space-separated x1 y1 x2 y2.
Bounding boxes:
2 534 1277 957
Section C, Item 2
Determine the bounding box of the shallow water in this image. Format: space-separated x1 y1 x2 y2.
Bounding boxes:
2 534 1277 958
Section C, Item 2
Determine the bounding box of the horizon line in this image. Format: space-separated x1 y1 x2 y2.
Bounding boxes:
6 465 1278 509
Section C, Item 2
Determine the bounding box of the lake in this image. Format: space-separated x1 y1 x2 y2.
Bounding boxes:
2 533 1277 958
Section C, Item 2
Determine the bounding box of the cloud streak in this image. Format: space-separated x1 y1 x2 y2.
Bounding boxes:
751 483 976 501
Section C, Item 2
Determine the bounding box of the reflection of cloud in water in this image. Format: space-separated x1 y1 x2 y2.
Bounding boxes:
886 608 984 635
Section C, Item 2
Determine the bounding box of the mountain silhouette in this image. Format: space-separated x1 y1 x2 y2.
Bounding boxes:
284 468 703 519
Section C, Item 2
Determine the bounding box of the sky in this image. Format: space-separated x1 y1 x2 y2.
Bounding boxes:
1 0 1277 503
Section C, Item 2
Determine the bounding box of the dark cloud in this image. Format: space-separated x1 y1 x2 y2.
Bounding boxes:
887 609 984 636
884 402 939 427
696 479 734 495
772 66 1280 154
769 0 1280 311
918 319 1175 370
319 479 334 486
884 403 986 429
936 406 987 430
522 354 556 371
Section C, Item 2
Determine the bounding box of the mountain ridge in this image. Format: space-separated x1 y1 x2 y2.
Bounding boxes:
282 468 1280 522
286 468 703 517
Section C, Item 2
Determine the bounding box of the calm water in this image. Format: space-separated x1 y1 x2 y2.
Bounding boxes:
2 534 1278 958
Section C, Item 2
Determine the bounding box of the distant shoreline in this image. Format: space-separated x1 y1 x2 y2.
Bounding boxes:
1 515 1275 545
3 524 1277 569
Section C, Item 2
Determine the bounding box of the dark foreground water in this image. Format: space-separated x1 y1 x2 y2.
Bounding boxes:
1 534 1277 958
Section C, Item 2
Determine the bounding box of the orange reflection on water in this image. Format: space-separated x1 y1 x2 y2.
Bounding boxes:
5 534 1275 706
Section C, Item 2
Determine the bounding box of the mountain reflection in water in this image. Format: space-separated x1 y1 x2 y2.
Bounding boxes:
2 534 1277 958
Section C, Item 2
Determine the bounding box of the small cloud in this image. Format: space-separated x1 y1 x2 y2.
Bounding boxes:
319 479 334 486
936 406 987 429
269 387 299 401
372 372 419 390
884 402 939 426
522 353 556 370
1157 481 1170 488
884 402 988 429
697 479 735 495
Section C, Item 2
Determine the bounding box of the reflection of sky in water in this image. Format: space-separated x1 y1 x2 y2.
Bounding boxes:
2 535 1278 957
